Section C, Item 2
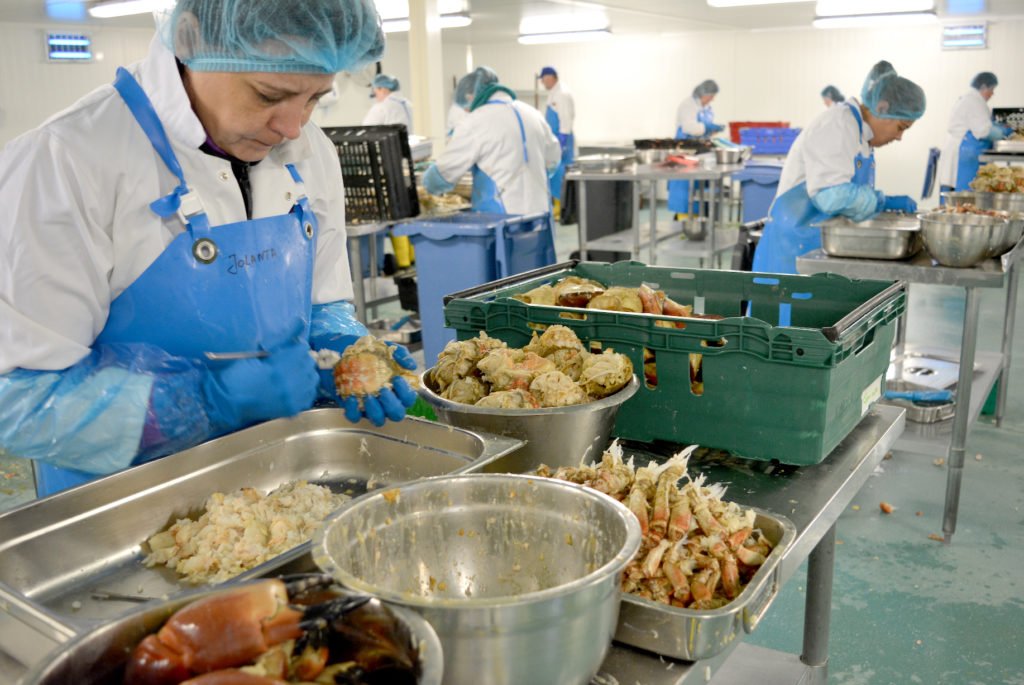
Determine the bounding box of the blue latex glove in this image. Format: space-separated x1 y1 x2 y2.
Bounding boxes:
317 335 418 427
881 195 917 213
812 183 885 222
705 122 725 134
422 163 456 195
201 340 318 434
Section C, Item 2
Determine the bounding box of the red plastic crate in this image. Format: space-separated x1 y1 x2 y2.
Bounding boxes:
729 121 789 144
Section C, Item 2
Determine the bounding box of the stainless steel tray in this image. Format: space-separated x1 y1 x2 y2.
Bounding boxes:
576 153 634 173
614 508 796 661
819 214 922 260
993 140 1024 153
882 380 955 424
0 410 522 643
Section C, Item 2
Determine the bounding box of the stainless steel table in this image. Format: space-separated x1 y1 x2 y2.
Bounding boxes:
346 220 399 325
566 163 744 268
596 404 906 685
796 242 1024 541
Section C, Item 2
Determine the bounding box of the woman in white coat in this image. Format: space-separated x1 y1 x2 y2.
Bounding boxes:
362 73 413 133
0 0 417 496
668 79 724 219
939 72 1010 192
422 67 562 216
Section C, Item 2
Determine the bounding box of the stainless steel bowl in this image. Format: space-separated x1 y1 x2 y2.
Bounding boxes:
819 213 921 260
971 193 1024 254
314 473 642 685
419 371 639 473
18 578 444 685
635 148 666 165
918 211 1006 267
940 190 977 207
713 146 751 165
972 191 1024 213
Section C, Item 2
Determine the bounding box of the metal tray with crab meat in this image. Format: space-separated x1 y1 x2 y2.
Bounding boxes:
614 507 796 661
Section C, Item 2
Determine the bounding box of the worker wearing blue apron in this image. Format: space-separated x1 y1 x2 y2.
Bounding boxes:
538 66 575 217
669 79 724 219
753 61 926 274
939 72 1011 194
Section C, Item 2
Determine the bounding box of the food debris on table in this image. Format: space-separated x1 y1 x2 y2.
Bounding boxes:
933 458 945 467
880 502 894 514
927 533 945 542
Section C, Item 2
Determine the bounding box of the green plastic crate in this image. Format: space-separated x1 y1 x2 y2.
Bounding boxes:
442 261 906 465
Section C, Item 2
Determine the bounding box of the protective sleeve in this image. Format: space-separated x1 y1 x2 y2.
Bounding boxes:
0 343 214 476
310 301 368 346
422 163 457 195
811 183 885 223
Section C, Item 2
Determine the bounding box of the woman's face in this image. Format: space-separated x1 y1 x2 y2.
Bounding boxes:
183 70 335 162
864 108 914 147
699 94 715 107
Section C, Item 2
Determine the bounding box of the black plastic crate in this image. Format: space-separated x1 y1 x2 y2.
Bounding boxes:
323 124 419 223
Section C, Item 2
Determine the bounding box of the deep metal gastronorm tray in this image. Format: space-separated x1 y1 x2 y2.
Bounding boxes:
819 214 922 260
575 153 635 173
0 410 522 640
614 509 796 661
993 140 1024 153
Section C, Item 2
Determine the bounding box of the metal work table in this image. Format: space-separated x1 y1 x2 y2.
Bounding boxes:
566 163 744 268
596 404 906 685
346 220 399 324
796 242 1024 541
978 152 1024 164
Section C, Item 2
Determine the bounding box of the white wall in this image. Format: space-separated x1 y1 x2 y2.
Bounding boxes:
468 20 1024 202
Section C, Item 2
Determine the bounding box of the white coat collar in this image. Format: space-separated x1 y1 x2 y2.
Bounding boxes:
134 36 312 164
847 97 874 145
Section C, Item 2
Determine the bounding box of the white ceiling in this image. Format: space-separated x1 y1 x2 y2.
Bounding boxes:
4 0 1022 38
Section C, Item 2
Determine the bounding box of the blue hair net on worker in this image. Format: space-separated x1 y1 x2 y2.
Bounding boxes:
454 66 499 108
821 85 844 102
971 72 998 90
161 0 385 73
860 60 926 120
693 79 719 98
373 73 400 91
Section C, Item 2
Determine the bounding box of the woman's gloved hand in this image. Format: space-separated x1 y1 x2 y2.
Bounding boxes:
705 122 725 134
201 341 318 434
317 335 419 427
881 195 918 213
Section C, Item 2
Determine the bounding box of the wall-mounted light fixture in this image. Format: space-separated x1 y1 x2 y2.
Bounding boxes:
518 12 610 45
382 11 472 33
707 0 814 6
942 23 987 49
88 0 174 18
813 0 936 28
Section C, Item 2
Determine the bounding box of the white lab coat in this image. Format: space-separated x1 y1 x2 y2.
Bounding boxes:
939 89 995 188
777 98 873 198
433 93 562 215
0 36 353 374
675 96 709 137
446 102 467 136
545 82 575 135
362 93 413 133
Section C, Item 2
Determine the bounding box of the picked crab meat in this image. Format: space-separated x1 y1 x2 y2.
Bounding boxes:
586 287 643 313
431 332 507 391
477 348 556 392
579 350 634 398
334 336 417 399
529 370 587 408
475 389 541 409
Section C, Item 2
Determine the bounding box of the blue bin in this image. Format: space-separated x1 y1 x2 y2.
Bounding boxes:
733 164 783 223
394 211 556 364
740 127 801 154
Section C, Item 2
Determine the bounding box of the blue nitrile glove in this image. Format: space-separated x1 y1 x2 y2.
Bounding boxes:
316 335 418 427
201 340 318 435
882 195 917 213
987 124 1012 142
705 123 725 134
813 183 885 222
422 163 456 195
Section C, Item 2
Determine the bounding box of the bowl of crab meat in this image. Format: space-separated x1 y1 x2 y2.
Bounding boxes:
418 327 639 473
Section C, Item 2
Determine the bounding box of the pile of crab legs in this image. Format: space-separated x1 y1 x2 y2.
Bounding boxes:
538 442 773 610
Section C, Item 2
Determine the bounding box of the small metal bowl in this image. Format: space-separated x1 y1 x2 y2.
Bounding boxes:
918 211 1007 267
713 146 751 165
940 190 977 207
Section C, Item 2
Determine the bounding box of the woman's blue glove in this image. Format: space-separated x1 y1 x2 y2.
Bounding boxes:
316 335 418 427
881 195 918 213
422 164 456 195
201 341 318 434
706 122 725 134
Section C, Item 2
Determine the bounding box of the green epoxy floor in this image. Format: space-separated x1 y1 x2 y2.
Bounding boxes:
2 210 1022 684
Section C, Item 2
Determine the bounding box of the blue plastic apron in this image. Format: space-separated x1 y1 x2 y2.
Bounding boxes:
470 99 529 214
545 104 574 201
35 67 318 497
954 130 990 192
752 102 875 275
667 106 714 214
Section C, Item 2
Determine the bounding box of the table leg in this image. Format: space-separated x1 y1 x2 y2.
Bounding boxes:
800 522 836 685
710 179 719 268
996 263 1019 427
632 181 642 260
578 180 589 261
368 233 380 321
943 286 982 542
649 181 658 265
349 236 367 324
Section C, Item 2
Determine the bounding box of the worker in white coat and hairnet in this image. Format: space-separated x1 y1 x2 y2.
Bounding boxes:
0 0 418 497
668 79 723 220
821 85 845 108
939 72 1011 193
362 73 413 132
422 67 562 215
539 66 575 217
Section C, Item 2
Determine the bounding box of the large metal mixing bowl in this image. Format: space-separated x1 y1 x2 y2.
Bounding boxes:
972 191 1024 213
17 577 443 685
919 211 1006 267
971 192 1024 254
419 371 639 473
314 473 642 685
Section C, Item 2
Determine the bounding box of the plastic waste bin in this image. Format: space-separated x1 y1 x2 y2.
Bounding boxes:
733 164 783 224
394 212 556 364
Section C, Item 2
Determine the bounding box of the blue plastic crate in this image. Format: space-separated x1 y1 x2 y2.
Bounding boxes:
394 211 556 363
732 164 783 223
740 127 801 155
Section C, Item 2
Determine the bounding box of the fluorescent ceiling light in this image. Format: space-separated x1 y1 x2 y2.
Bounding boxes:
518 29 611 45
813 11 938 28
815 0 934 16
382 11 472 33
88 0 174 18
519 12 608 35
375 0 466 21
943 23 987 49
707 0 814 6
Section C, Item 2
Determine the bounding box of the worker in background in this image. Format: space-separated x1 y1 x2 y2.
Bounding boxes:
821 85 845 107
752 61 925 274
0 0 418 497
668 79 724 221
362 73 413 133
422 66 562 216
939 72 1011 193
538 66 575 219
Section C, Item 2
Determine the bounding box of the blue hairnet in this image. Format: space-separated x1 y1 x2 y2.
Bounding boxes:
821 85 845 102
162 0 385 73
540 66 557 78
971 72 998 90
693 79 719 98
454 66 498 108
860 61 925 121
373 73 399 91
